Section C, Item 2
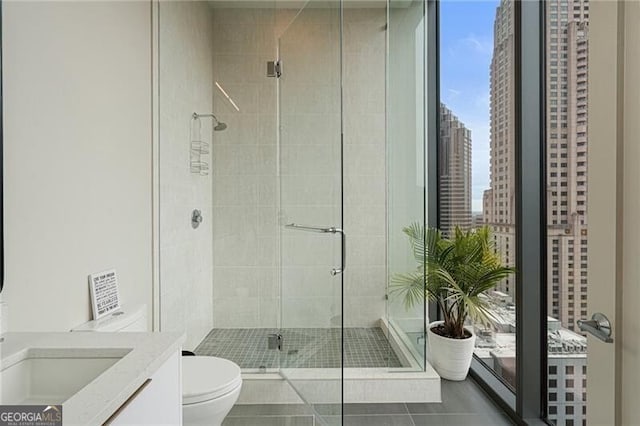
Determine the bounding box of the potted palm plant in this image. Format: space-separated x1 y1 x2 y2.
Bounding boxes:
391 224 515 381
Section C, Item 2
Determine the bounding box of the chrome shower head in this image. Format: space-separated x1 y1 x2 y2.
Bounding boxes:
192 112 228 131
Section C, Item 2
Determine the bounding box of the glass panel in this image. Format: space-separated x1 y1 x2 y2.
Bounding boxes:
278 1 343 421
206 3 279 371
341 2 395 375
440 0 518 389
545 0 589 424
386 0 428 371
158 2 325 423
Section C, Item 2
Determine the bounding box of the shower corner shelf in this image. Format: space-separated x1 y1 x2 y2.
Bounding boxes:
190 114 210 176
190 140 210 176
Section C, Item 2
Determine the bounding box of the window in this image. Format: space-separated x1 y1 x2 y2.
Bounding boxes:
545 1 590 424
440 1 557 423
441 0 518 392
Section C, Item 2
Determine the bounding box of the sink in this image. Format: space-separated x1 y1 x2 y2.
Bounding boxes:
0 347 131 404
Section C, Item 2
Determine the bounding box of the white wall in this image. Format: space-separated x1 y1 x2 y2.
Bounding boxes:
2 2 153 332
158 1 215 350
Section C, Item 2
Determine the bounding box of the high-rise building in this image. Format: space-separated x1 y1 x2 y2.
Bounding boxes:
439 103 472 238
547 318 587 425
475 311 587 426
481 1 591 422
546 0 590 333
483 0 590 332
484 0 516 297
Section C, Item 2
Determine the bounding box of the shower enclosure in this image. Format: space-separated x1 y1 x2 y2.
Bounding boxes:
157 0 433 422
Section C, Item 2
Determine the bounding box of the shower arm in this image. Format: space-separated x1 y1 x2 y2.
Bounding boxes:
193 112 220 122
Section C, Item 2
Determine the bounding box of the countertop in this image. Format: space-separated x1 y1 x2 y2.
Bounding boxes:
0 331 185 426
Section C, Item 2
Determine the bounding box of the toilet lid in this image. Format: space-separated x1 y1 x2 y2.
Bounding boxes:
182 356 242 405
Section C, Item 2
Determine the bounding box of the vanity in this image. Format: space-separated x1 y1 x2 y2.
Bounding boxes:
0 332 185 425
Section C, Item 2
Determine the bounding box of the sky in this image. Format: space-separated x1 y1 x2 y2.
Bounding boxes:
439 0 499 213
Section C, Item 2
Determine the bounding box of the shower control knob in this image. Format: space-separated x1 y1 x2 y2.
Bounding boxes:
191 209 203 229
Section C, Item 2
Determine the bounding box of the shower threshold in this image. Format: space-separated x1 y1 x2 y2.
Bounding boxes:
194 321 441 404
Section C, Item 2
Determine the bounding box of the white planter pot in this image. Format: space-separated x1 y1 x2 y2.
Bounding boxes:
427 320 476 381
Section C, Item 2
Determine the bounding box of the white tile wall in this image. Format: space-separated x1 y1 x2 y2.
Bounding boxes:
159 1 214 350
211 7 280 328
342 8 388 327
209 7 388 329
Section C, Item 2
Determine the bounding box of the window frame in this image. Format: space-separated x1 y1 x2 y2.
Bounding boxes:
433 0 547 423
0 2 4 295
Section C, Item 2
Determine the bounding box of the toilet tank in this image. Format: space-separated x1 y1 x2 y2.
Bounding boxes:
71 304 148 332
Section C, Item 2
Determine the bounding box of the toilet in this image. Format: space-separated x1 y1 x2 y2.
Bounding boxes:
72 305 242 426
181 356 242 425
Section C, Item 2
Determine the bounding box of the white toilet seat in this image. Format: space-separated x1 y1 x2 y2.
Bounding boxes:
182 356 242 405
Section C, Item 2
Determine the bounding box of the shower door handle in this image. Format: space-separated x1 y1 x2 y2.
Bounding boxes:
285 223 336 233
331 228 346 276
285 223 346 275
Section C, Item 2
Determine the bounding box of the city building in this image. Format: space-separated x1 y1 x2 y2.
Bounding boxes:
439 103 472 237
484 0 516 297
484 0 590 332
547 318 588 425
472 212 484 228
546 0 590 333
475 300 587 425
481 1 591 421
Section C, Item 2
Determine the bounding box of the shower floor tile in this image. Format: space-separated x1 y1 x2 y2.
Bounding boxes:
194 327 402 369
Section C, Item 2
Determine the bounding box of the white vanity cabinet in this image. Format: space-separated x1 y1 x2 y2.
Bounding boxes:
109 351 182 425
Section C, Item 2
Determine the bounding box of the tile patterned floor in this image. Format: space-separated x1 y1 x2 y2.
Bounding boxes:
194 327 403 369
223 379 515 425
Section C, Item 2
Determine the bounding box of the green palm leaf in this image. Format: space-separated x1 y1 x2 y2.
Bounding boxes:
390 224 516 339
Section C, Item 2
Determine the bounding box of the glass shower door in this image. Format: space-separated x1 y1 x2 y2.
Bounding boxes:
277 1 344 421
